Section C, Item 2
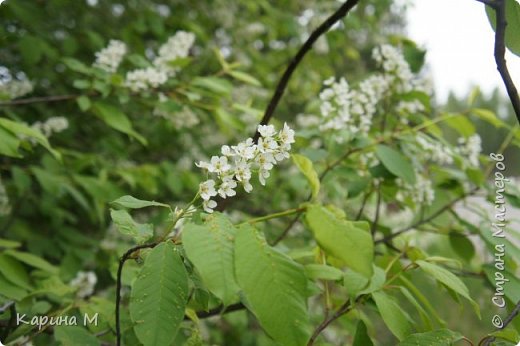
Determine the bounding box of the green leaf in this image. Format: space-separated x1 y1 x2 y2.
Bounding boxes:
292 154 320 200
62 57 91 74
471 108 502 127
54 326 100 346
304 264 343 281
490 328 520 343
375 145 416 184
399 329 463 346
77 95 92 112
110 209 153 243
416 260 480 317
111 195 170 209
4 250 58 274
448 234 475 261
183 213 240 306
486 0 520 56
0 127 22 158
227 70 262 86
0 238 22 249
353 320 374 346
130 242 189 346
0 117 61 160
305 204 374 277
0 254 31 290
93 102 147 145
19 35 43 65
234 225 310 346
372 291 411 341
444 113 476 137
0 272 28 300
191 76 233 95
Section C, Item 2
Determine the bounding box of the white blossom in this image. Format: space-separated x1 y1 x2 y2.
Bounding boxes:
93 40 127 73
70 271 97 298
457 134 482 167
196 123 295 212
32 116 69 137
125 67 168 92
0 67 33 100
199 179 218 201
153 31 195 76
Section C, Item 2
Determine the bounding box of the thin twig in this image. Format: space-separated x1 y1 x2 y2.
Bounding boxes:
115 242 158 346
252 0 361 142
375 188 478 244
0 94 79 106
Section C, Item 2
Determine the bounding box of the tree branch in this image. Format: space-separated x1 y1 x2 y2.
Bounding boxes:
0 94 79 106
481 299 520 346
490 0 520 123
252 0 361 142
375 187 478 245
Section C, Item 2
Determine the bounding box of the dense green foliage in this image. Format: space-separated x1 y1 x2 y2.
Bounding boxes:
1 0 520 345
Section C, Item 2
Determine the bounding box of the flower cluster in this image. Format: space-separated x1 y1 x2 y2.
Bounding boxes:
317 45 432 141
153 31 195 76
415 134 454 165
93 40 127 73
70 271 97 298
124 31 195 92
153 104 199 129
318 74 390 140
457 134 482 168
0 67 33 100
32 116 69 137
125 67 168 92
196 123 295 213
396 174 435 206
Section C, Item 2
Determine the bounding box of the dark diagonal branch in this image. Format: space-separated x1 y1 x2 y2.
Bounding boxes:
252 0 361 142
483 0 520 123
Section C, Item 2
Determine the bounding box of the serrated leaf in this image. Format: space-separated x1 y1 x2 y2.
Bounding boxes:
183 213 240 306
130 242 188 346
93 102 147 145
292 154 320 200
111 195 170 209
372 291 411 341
305 204 374 277
110 209 153 243
416 260 480 317
54 326 100 346
398 328 463 346
234 225 310 346
375 145 416 184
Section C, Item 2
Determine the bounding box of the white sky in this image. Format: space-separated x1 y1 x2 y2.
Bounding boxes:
406 0 520 101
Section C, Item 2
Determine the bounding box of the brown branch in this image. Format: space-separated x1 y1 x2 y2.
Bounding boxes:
488 0 520 123
0 94 79 106
252 0 361 142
